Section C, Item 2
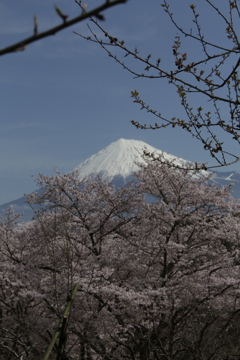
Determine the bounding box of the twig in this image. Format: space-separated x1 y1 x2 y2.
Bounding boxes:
0 0 127 56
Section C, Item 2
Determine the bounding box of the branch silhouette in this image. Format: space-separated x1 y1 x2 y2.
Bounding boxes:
0 0 127 56
75 0 240 169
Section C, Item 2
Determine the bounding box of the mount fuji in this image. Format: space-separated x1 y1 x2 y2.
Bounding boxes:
71 138 199 185
1 138 240 221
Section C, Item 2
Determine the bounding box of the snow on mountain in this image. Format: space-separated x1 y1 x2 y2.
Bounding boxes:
211 171 240 198
211 171 240 183
71 138 208 183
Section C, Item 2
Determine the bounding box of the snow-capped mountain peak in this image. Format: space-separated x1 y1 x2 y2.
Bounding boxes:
72 138 194 183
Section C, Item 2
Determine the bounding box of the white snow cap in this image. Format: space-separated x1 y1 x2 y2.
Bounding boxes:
72 138 204 182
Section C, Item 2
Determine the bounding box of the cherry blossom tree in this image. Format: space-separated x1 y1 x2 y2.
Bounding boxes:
1 161 240 359
121 159 240 359
0 172 142 359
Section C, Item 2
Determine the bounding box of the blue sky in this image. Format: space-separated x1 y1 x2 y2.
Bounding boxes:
1 0 239 204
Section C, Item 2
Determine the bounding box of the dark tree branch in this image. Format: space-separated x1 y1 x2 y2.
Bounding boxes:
0 0 127 56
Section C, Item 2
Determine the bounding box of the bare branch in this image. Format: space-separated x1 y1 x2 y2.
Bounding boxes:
0 0 127 56
75 0 240 169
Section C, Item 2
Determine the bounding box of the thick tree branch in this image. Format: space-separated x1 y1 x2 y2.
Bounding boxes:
42 284 78 360
0 0 127 56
